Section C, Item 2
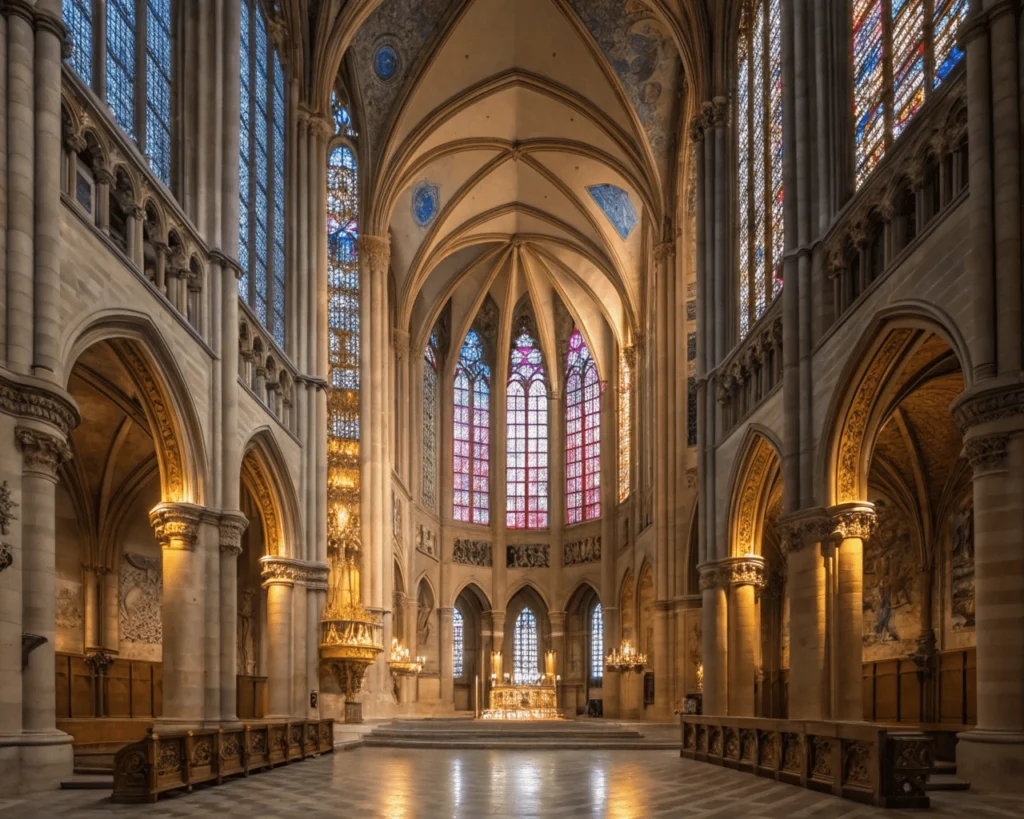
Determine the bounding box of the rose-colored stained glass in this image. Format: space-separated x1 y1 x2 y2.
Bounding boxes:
617 350 631 502
506 330 548 529
854 0 885 186
453 329 490 525
566 328 600 524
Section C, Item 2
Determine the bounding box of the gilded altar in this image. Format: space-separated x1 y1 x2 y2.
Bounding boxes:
482 683 559 720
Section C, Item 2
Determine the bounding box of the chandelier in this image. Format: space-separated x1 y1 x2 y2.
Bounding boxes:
387 638 424 676
605 640 647 673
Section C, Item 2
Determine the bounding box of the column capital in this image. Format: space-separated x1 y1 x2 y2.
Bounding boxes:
16 426 72 477
149 502 203 550
392 328 410 359
698 556 767 590
828 502 877 542
0 371 80 434
308 114 334 142
963 434 1010 476
359 235 391 276
218 510 249 556
951 382 1024 436
776 508 834 555
259 555 306 587
654 241 675 262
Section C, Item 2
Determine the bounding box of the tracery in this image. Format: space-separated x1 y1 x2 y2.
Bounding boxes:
453 330 491 525
506 327 548 530
566 328 600 524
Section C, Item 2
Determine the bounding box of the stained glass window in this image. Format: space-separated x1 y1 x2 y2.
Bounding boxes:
327 144 360 517
566 328 600 524
145 0 173 184
332 89 358 136
507 328 548 530
853 0 966 187
452 607 464 678
453 330 490 525
736 0 784 339
617 349 631 503
422 334 439 510
240 0 287 343
590 603 603 681
63 0 93 85
513 608 539 683
106 0 137 140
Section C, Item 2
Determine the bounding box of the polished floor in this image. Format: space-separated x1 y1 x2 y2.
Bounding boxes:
3 749 1024 818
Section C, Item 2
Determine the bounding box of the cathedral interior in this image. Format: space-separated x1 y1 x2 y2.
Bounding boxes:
1 0 1023 814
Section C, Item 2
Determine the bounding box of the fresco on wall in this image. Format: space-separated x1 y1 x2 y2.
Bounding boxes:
119 552 162 660
55 578 83 653
950 496 975 631
862 499 920 661
568 0 681 168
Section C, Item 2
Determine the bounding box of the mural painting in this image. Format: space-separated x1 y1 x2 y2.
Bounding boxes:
862 499 919 661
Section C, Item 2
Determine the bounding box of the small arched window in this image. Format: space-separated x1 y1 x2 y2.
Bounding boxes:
736 0 783 338
513 607 539 683
453 330 490 525
507 327 548 529
240 0 287 345
853 0 968 187
566 328 601 524
590 603 604 682
452 606 464 678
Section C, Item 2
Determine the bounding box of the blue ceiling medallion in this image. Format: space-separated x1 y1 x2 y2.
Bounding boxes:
374 45 399 82
413 180 440 227
587 184 638 240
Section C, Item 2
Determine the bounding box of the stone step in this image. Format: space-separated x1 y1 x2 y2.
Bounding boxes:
931 759 957 775
361 737 680 750
367 727 646 739
925 774 970 792
60 774 114 791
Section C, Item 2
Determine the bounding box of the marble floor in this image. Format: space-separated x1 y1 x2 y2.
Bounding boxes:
3 749 1024 818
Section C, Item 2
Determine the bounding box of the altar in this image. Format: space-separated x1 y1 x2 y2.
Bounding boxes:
480 649 561 720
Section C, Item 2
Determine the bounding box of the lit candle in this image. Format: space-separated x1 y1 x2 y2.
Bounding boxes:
491 650 502 679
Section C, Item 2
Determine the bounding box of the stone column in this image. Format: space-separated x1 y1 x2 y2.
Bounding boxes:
549 610 566 710
956 430 1024 788
724 556 766 717
16 426 73 787
548 388 564 607
829 503 874 722
393 329 410 482
307 566 328 718
149 502 205 727
600 605 620 718
699 563 728 716
100 569 119 654
218 512 248 724
82 565 100 651
260 556 298 719
438 606 454 704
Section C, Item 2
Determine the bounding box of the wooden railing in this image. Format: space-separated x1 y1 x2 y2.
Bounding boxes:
112 719 335 803
862 648 976 726
55 652 161 719
680 715 932 809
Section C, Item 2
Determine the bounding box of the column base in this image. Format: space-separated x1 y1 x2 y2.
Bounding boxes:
957 729 1024 793
0 730 74 794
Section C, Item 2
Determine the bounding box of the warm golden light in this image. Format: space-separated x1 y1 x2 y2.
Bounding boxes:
605 640 647 672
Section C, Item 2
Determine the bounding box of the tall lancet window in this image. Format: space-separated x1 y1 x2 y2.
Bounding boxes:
240 0 287 345
327 143 360 521
452 607 464 678
853 0 967 187
513 608 539 683
62 0 173 185
590 603 604 682
566 328 601 524
506 325 548 530
736 0 783 338
422 333 439 510
618 349 632 502
453 330 490 525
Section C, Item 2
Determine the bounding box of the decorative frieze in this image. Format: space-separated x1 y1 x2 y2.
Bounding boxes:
507 543 549 569
149 502 202 550
453 538 492 567
952 385 1024 435
0 373 79 435
563 536 601 566
416 524 439 561
962 434 1009 476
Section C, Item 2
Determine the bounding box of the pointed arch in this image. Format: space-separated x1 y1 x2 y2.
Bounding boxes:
728 427 783 556
241 428 302 559
507 308 549 530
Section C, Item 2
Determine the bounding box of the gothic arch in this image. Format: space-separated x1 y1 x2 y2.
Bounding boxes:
61 312 209 505
821 309 969 506
451 580 491 612
241 429 302 559
562 579 600 614
728 428 782 556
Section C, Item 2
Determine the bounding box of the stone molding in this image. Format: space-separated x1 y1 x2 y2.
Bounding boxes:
359 235 391 275
306 563 330 592
775 509 834 556
698 556 767 590
218 511 249 556
962 434 1010 476
260 555 326 588
149 502 203 550
0 372 80 435
16 426 72 476
951 384 1024 436
828 503 877 542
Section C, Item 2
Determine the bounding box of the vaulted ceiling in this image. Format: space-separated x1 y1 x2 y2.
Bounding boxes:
308 0 706 370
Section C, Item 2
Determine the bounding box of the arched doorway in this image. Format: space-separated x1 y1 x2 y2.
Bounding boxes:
452 583 489 712
504 585 550 683
564 582 602 715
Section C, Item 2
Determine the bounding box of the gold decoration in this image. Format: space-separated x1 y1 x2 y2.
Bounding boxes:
387 638 424 676
605 640 647 672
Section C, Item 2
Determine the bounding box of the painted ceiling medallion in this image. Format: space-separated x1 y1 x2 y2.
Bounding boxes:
413 180 440 227
587 184 638 240
374 45 399 82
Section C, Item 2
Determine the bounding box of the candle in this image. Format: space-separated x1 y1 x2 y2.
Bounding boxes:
491 651 502 679
545 650 556 678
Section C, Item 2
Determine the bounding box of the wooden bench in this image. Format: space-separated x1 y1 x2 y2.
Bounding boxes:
111 719 335 803
680 715 931 809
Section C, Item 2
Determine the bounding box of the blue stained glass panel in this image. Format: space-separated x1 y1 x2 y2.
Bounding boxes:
375 45 398 81
587 184 638 240
413 181 440 226
146 0 173 184
513 609 539 683
106 0 137 140
590 604 603 680
63 0 93 84
933 0 967 87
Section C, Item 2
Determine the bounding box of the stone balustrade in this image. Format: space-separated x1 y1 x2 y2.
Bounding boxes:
238 309 299 433
714 300 782 437
111 719 335 803
680 715 931 809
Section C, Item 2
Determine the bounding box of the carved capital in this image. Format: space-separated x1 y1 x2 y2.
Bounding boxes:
829 503 877 542
0 374 80 435
260 555 305 587
963 434 1010 476
776 509 833 556
392 328 410 359
697 562 725 591
951 384 1024 436
65 132 87 154
308 114 334 142
219 510 249 556
149 502 202 551
16 427 72 476
721 555 767 588
654 241 675 262
359 235 391 276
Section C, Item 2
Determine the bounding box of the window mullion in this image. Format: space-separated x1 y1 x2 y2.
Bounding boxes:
923 0 936 95
882 0 894 148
